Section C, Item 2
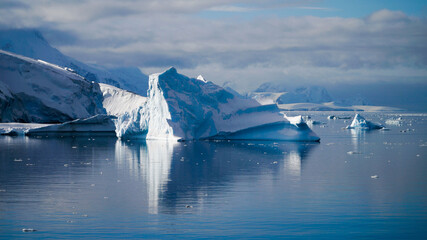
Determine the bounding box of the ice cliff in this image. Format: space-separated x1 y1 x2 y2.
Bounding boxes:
0 50 105 123
115 67 320 141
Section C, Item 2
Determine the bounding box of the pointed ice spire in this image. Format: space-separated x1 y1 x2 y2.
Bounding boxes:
196 75 207 83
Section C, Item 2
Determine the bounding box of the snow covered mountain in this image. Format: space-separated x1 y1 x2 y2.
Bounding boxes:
0 29 148 96
0 50 106 123
251 82 333 105
277 86 332 104
254 82 288 93
115 67 320 141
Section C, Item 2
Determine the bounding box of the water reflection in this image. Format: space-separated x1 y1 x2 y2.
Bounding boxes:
0 136 316 216
116 140 317 214
349 128 379 154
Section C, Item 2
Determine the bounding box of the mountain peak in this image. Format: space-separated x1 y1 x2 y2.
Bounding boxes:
163 66 177 74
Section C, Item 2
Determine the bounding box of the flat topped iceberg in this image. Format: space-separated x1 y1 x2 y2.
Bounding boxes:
346 114 384 130
115 67 319 142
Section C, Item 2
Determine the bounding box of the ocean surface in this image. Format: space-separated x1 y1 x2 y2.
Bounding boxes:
0 112 426 239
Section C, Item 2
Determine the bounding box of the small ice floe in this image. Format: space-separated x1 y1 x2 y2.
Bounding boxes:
337 116 352 120
327 115 336 120
90 184 95 187
13 158 23 162
307 120 325 125
347 151 361 155
22 228 37 232
185 205 193 208
71 146 77 149
0 189 6 192
385 119 402 126
64 164 69 167
371 175 379 179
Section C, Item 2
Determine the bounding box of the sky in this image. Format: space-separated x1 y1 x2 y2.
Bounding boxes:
0 0 426 108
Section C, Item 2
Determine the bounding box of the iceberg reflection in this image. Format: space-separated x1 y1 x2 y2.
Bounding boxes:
117 140 317 214
115 140 176 214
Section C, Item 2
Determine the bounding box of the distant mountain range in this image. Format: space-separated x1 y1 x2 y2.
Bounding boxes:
250 82 371 107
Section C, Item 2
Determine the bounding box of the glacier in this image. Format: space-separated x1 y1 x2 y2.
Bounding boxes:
0 50 106 123
115 67 320 141
346 114 384 130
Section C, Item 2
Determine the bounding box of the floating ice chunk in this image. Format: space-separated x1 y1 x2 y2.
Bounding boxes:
346 114 384 130
307 120 325 125
22 228 37 232
347 151 361 155
327 115 336 120
385 118 402 126
371 175 379 179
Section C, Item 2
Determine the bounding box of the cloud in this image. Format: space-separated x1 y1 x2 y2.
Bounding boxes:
0 1 426 91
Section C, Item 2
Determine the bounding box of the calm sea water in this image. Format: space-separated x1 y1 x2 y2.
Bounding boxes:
0 112 426 239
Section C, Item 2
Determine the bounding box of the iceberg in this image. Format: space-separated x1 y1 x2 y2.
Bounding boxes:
346 114 384 130
115 67 320 142
99 83 147 117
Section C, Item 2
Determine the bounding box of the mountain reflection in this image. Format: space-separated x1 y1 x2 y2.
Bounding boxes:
117 140 317 214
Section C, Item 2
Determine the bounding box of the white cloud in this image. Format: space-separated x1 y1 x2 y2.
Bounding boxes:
0 1 426 91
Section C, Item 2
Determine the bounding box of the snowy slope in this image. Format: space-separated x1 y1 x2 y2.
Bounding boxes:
115 67 319 141
0 29 149 96
0 50 106 123
99 83 147 117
